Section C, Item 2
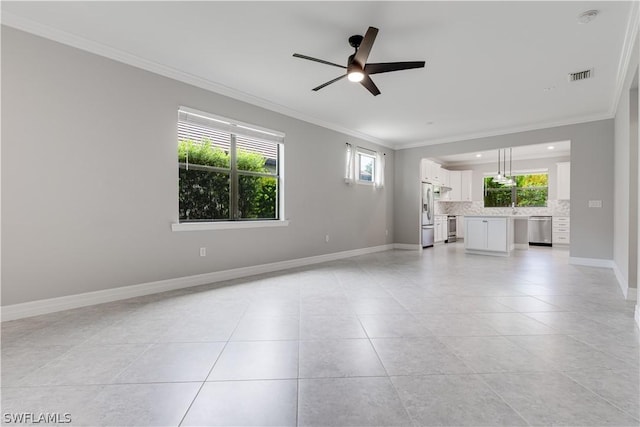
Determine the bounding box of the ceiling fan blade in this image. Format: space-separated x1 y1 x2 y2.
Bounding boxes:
353 26 378 68
312 74 347 91
360 74 381 96
365 61 426 75
293 53 347 69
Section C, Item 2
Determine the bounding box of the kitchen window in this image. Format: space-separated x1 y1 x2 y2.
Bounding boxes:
177 107 284 223
484 173 548 207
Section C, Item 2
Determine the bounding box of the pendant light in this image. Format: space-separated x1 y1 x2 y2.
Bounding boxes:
501 148 508 184
506 147 515 186
492 149 502 182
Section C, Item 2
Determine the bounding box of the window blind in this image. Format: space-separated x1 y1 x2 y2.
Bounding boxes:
178 107 285 144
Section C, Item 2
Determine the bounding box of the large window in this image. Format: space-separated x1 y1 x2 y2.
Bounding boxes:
177 108 283 222
484 173 548 207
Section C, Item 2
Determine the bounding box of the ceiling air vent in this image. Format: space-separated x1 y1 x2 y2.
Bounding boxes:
568 69 593 82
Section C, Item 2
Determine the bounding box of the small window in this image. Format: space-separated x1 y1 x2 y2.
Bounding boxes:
345 144 384 188
357 151 376 183
177 107 284 222
484 173 548 207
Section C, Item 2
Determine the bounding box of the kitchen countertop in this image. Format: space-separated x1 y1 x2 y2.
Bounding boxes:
463 215 531 219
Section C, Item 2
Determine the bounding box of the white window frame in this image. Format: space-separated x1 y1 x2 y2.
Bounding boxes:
356 148 376 185
172 106 288 232
482 168 549 208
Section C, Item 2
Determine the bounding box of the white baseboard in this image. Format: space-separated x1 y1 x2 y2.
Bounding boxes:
568 257 615 268
1 244 394 322
393 243 422 250
613 263 638 300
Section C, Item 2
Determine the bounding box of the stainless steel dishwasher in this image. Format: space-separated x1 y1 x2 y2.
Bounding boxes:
529 216 552 246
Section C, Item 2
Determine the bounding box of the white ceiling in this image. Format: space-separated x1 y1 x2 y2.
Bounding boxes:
1 1 634 148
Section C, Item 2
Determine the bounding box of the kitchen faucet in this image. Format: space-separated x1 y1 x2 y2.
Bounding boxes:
511 202 517 215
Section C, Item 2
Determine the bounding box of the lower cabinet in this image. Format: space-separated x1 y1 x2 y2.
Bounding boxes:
552 216 570 245
464 217 513 255
434 215 448 243
465 218 491 250
486 219 508 251
456 216 465 239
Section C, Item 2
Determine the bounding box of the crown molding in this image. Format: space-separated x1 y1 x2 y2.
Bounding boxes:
0 12 393 149
395 112 614 151
0 9 628 153
611 1 639 116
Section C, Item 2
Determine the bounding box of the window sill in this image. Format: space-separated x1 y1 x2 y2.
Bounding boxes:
172 220 290 232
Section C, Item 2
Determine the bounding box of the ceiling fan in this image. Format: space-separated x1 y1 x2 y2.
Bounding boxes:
293 26 425 96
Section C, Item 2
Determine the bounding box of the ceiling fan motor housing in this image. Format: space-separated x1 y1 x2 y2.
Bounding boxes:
348 34 364 49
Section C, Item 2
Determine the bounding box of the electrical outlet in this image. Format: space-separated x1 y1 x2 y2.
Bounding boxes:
588 200 602 208
325 234 330 243
385 229 389 236
200 247 207 257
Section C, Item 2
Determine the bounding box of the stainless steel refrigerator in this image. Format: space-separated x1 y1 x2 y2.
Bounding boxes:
422 182 434 247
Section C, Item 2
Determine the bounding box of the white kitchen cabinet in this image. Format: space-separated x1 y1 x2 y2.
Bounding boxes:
432 163 442 185
552 216 570 245
442 170 471 202
460 170 473 201
464 216 514 255
420 159 430 182
434 215 448 243
486 219 508 252
421 159 442 184
448 171 461 201
465 218 487 250
440 168 450 189
557 162 570 200
456 216 465 239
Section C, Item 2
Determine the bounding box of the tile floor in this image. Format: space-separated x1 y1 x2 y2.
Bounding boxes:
2 243 639 426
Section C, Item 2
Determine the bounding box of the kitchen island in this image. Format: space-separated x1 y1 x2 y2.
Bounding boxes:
464 215 527 256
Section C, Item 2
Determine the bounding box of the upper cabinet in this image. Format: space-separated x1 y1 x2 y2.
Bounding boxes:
421 159 442 184
422 159 473 201
448 171 462 200
441 169 472 202
440 168 450 188
460 170 473 201
557 162 570 200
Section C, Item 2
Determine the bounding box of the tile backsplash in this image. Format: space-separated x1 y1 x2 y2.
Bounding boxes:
435 200 570 217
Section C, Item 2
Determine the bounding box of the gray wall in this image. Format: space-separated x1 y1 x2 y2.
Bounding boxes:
614 87 631 282
614 84 639 290
631 88 638 290
613 35 638 292
395 120 615 260
1 27 394 306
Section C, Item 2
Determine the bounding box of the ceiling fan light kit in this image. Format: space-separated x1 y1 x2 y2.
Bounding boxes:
347 70 365 82
293 26 425 96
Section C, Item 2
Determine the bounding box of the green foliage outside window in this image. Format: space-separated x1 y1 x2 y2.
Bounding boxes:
484 174 548 207
178 139 229 168
178 139 277 221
